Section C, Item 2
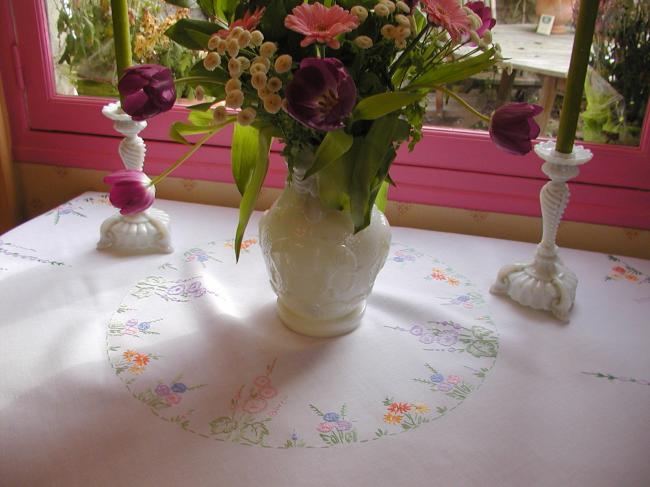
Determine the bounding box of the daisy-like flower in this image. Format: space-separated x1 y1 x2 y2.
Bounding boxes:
216 7 266 38
421 0 473 43
387 402 412 414
414 403 430 414
285 3 360 49
122 349 137 362
383 413 403 424
133 353 150 367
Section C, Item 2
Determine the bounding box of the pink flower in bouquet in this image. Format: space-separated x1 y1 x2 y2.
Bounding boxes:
489 102 543 155
118 64 176 121
422 0 472 43
285 3 359 49
465 1 496 38
285 57 357 131
103 169 155 215
216 7 266 38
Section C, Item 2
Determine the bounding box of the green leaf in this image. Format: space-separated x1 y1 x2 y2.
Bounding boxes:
231 125 273 261
375 180 389 212
188 109 215 127
169 122 212 144
163 0 192 7
353 91 425 121
165 19 223 50
408 48 498 90
187 101 217 111
304 129 353 179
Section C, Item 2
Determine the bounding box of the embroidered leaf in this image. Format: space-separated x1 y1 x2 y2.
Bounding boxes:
240 422 269 444
209 416 238 435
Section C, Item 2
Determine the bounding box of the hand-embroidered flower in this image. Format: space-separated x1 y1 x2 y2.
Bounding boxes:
317 422 334 432
489 102 543 155
285 57 357 131
104 170 156 215
171 382 188 393
421 0 473 43
118 64 176 121
155 384 171 396
243 397 267 414
335 420 353 431
322 412 340 422
387 402 411 414
285 3 359 49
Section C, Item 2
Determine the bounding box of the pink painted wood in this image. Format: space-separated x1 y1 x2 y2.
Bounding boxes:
2 0 650 229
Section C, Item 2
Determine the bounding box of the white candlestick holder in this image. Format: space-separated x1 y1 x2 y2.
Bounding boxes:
97 102 173 254
490 140 593 322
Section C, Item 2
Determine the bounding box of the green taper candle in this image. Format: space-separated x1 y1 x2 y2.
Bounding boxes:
555 0 599 154
110 0 132 77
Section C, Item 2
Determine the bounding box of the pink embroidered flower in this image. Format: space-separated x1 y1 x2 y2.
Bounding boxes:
260 386 277 399
165 393 182 406
422 0 472 43
285 3 359 49
446 375 462 384
387 402 412 414
216 7 265 38
243 397 267 414
253 375 271 388
612 266 626 274
316 422 334 432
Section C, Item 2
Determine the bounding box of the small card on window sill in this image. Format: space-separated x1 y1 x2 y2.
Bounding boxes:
536 14 555 35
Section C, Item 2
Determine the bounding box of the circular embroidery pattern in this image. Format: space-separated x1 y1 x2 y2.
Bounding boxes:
107 239 499 448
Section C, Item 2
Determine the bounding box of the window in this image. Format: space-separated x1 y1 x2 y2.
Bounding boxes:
2 0 649 229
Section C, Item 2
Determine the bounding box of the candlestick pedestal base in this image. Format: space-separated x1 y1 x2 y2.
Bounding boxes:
97 208 173 254
490 140 592 323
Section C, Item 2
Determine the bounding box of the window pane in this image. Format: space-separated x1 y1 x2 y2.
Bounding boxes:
46 0 199 98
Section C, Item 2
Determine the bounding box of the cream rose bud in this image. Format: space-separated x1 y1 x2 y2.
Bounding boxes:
228 58 242 77
260 42 278 58
250 62 269 75
237 56 251 71
229 26 244 39
203 52 221 71
470 30 481 45
194 85 205 101
251 71 268 90
395 39 407 49
374 3 390 17
395 14 410 27
267 77 282 92
225 78 241 93
250 30 264 46
216 39 227 55
263 94 282 114
257 86 272 99
225 89 244 108
207 34 220 51
238 30 252 48
350 5 368 22
380 24 396 39
395 26 411 40
381 0 396 13
213 105 228 123
237 107 256 126
226 39 239 57
396 0 410 13
274 54 292 73
354 36 373 49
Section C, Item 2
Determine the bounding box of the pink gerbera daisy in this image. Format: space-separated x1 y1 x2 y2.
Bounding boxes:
422 0 472 43
284 3 359 49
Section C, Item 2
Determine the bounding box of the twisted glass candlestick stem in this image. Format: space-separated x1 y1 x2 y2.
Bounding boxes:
491 140 592 322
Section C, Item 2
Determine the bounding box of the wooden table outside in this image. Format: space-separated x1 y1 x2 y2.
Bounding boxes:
492 23 574 132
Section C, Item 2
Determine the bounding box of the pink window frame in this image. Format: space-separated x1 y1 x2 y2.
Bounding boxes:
2 0 650 229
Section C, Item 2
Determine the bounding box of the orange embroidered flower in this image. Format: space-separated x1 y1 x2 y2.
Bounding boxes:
128 365 145 375
447 277 460 286
240 238 257 250
122 349 137 362
383 413 403 424
133 353 150 366
625 274 639 282
387 402 411 414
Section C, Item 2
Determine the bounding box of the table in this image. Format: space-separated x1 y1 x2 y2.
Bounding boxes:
1 192 649 487
492 24 574 132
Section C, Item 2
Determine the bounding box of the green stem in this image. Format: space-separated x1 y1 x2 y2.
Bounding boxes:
438 86 490 122
150 129 222 186
389 24 431 78
110 0 132 77
555 0 599 154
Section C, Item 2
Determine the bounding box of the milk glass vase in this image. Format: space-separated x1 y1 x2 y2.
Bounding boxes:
259 159 391 338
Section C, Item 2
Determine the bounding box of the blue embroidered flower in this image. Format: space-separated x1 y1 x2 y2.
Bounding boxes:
291 432 298 441
138 321 151 331
323 412 340 422
171 382 187 393
430 373 444 383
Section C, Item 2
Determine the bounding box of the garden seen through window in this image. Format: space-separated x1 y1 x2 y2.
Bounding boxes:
47 0 649 147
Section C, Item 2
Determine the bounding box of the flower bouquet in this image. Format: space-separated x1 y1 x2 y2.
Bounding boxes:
104 0 541 335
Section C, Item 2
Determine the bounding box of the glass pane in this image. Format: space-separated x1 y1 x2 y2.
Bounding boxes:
45 0 199 98
423 0 649 147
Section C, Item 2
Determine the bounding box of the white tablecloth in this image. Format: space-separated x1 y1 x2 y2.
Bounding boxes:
1 192 649 487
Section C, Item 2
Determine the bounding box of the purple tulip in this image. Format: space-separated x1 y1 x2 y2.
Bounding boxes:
466 1 496 38
489 103 543 155
285 57 357 132
118 64 176 121
103 169 156 215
